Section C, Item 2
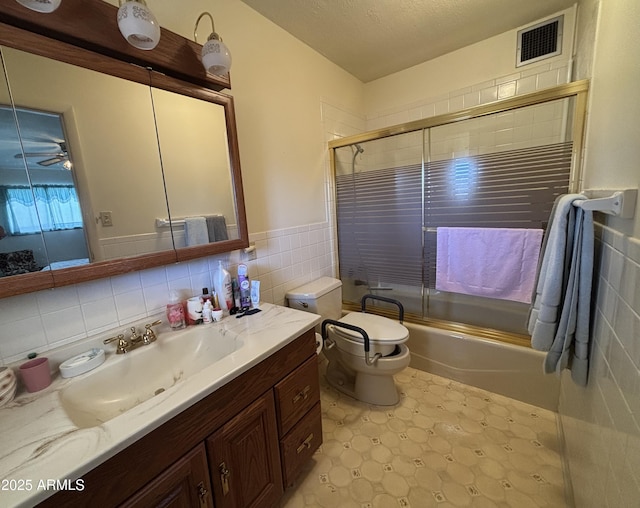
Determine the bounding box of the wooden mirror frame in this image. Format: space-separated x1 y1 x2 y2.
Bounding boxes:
0 0 248 298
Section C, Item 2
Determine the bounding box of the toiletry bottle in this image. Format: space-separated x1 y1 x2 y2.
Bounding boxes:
231 278 240 311
238 263 251 309
166 290 186 330
202 301 213 323
213 260 233 311
201 287 212 305
250 280 260 308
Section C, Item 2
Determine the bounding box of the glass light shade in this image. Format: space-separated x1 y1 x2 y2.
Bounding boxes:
201 35 232 76
15 0 61 13
117 0 161 51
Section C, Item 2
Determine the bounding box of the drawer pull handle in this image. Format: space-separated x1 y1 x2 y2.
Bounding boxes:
219 462 230 496
197 481 209 507
296 433 314 454
292 385 311 404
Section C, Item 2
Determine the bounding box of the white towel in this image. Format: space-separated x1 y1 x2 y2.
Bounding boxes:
435 227 543 303
527 194 594 386
184 217 208 246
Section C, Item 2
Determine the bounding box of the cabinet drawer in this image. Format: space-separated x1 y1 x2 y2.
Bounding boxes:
280 402 322 487
275 355 320 436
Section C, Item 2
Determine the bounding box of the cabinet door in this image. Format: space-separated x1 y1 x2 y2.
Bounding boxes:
207 392 283 508
119 443 213 508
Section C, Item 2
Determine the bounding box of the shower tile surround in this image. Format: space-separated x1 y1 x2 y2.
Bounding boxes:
364 60 570 133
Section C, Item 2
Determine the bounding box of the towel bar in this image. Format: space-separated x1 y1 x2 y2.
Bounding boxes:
156 215 223 228
574 189 637 219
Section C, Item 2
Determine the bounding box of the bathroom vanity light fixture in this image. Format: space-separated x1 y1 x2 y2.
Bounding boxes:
15 0 61 13
194 12 232 76
117 0 161 51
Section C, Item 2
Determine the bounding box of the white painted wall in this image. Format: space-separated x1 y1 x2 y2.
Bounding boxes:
580 0 640 237
101 0 365 235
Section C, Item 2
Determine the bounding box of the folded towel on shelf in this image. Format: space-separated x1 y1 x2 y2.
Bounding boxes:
435 227 543 303
184 217 208 246
205 215 229 242
527 194 593 386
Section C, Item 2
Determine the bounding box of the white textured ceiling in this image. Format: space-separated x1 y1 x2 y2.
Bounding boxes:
239 0 576 82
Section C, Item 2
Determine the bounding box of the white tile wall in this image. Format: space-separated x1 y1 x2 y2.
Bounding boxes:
0 222 334 365
366 61 571 132
559 222 640 507
329 61 573 179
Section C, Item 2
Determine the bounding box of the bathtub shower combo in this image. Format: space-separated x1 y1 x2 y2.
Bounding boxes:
329 82 589 409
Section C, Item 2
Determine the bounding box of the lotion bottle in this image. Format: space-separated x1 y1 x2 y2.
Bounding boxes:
213 260 233 311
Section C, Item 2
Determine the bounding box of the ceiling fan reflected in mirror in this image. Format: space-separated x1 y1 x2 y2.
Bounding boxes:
14 141 71 169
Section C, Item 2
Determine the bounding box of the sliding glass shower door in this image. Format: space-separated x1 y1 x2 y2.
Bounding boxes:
333 84 585 338
423 99 573 334
335 131 424 315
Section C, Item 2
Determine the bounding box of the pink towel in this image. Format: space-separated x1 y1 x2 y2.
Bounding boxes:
436 227 543 303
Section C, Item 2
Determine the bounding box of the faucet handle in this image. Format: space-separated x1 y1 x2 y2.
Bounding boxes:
104 333 128 354
143 320 162 344
129 326 142 342
104 333 125 345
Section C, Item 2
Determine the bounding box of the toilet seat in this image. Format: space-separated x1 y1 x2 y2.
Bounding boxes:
330 312 409 357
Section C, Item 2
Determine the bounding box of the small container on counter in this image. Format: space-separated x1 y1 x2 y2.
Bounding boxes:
186 296 204 325
19 357 51 393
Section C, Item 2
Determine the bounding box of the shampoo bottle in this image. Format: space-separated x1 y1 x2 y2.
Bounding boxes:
213 260 233 311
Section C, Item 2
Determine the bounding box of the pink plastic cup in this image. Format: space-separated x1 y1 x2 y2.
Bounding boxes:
19 357 51 392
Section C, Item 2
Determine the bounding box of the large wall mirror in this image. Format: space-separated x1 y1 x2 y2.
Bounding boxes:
0 15 248 298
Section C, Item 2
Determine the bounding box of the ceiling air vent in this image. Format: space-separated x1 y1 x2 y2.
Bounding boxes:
516 15 563 67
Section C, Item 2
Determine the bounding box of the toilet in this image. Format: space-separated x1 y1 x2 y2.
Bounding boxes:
286 277 410 406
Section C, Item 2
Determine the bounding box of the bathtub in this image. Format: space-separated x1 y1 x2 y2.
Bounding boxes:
344 282 531 335
405 322 559 411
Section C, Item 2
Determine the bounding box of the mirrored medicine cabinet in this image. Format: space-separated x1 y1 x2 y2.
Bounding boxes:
0 1 248 299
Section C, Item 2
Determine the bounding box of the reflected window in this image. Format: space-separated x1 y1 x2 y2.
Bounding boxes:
3 185 82 234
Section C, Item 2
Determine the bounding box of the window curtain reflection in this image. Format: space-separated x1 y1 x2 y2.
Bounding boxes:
1 185 83 234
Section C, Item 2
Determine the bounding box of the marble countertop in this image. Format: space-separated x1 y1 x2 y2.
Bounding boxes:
0 303 320 507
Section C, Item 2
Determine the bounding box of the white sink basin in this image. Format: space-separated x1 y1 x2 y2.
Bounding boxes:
59 326 243 428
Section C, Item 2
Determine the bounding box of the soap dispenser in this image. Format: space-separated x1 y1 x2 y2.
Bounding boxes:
166 290 186 330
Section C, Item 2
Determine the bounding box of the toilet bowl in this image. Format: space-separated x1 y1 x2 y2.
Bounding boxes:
286 277 411 406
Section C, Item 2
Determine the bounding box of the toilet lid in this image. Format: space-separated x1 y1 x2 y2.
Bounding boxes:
334 312 409 344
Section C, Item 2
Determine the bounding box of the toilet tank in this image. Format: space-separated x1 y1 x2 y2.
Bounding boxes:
286 277 343 323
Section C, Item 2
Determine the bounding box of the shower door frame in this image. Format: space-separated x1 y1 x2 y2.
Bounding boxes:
329 80 590 342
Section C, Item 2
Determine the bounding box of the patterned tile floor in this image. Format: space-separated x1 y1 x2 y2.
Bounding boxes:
281 362 568 508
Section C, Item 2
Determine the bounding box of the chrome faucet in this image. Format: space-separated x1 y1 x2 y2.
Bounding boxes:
104 320 162 354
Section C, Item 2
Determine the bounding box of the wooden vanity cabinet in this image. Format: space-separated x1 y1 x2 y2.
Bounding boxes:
118 444 213 508
38 328 321 508
207 392 283 508
274 354 323 486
